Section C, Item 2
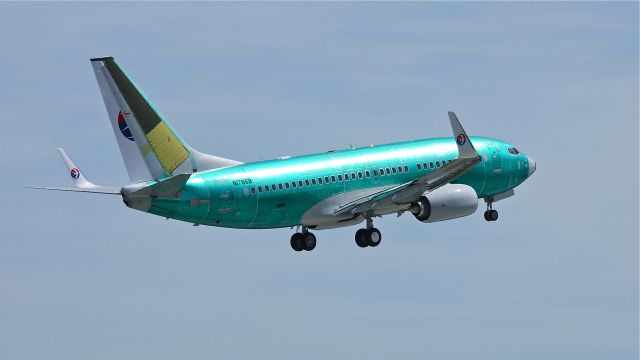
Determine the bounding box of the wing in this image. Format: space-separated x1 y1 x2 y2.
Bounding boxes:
334 111 481 216
26 148 122 195
25 186 121 194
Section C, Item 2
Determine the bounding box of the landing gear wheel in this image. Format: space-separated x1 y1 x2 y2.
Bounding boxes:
367 228 382 247
489 209 499 221
484 211 491 221
302 232 316 251
290 233 304 251
355 229 368 248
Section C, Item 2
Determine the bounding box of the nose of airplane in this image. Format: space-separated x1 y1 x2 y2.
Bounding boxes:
527 156 536 176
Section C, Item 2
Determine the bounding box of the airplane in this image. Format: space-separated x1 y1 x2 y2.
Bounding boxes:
30 57 536 252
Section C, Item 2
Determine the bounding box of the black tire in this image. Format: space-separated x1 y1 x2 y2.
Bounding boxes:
290 233 304 252
302 232 316 251
368 228 382 247
355 228 368 248
489 209 499 221
484 211 491 221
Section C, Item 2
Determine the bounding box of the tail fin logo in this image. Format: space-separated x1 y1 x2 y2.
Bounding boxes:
70 168 80 179
117 111 135 141
456 134 467 145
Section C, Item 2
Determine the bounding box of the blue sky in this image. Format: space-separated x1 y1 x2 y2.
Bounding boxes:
0 2 637 359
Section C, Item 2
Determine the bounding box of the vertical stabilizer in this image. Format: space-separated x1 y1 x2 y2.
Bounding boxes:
90 57 241 181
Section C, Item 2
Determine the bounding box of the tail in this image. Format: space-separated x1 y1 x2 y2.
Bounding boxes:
90 56 242 182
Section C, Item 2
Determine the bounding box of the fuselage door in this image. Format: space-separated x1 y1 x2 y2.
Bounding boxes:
488 144 502 173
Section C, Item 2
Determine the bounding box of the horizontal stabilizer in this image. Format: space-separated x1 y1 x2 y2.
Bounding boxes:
132 173 191 197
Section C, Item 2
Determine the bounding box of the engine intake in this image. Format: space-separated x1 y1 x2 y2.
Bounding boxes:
410 184 478 223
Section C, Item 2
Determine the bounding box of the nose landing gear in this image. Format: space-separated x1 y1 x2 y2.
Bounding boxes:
484 199 499 222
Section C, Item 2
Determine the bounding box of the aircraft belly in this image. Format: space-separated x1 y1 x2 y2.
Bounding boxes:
301 187 405 228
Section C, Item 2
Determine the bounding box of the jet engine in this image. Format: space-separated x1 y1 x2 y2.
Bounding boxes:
410 184 478 223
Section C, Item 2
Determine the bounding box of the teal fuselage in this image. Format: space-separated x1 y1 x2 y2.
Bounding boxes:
146 137 531 229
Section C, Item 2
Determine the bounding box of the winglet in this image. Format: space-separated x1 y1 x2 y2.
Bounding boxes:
447 111 479 159
25 149 121 194
57 148 100 189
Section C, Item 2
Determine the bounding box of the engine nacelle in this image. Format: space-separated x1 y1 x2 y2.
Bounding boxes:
410 184 478 223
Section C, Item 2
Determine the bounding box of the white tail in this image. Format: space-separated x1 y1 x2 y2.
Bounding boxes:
90 57 242 182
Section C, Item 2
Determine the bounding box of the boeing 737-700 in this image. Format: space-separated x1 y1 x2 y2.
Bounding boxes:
30 57 536 252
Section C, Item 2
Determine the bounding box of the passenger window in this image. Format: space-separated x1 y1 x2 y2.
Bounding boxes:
292 182 297 189
325 176 329 183
430 162 434 169
265 185 270 192
311 179 317 185
331 175 336 182
271 184 276 191
344 173 349 180
436 161 440 167
373 169 378 176
251 187 256 194
365 170 370 178
358 172 363 179
338 174 343 181
279 183 283 190
417 163 421 170
392 167 397 174
386 168 391 175
351 173 356 180
298 180 303 187
404 165 409 172
258 186 263 193
305 179 310 186
285 183 290 189
318 177 323 184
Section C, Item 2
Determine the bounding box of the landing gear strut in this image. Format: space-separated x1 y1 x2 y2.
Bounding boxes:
355 217 382 248
483 199 499 222
290 227 316 252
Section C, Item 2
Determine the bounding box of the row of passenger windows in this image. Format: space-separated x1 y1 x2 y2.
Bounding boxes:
249 159 454 194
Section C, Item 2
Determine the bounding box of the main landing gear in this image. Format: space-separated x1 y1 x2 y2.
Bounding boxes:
290 219 383 252
290 227 316 252
355 217 382 248
484 199 499 222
